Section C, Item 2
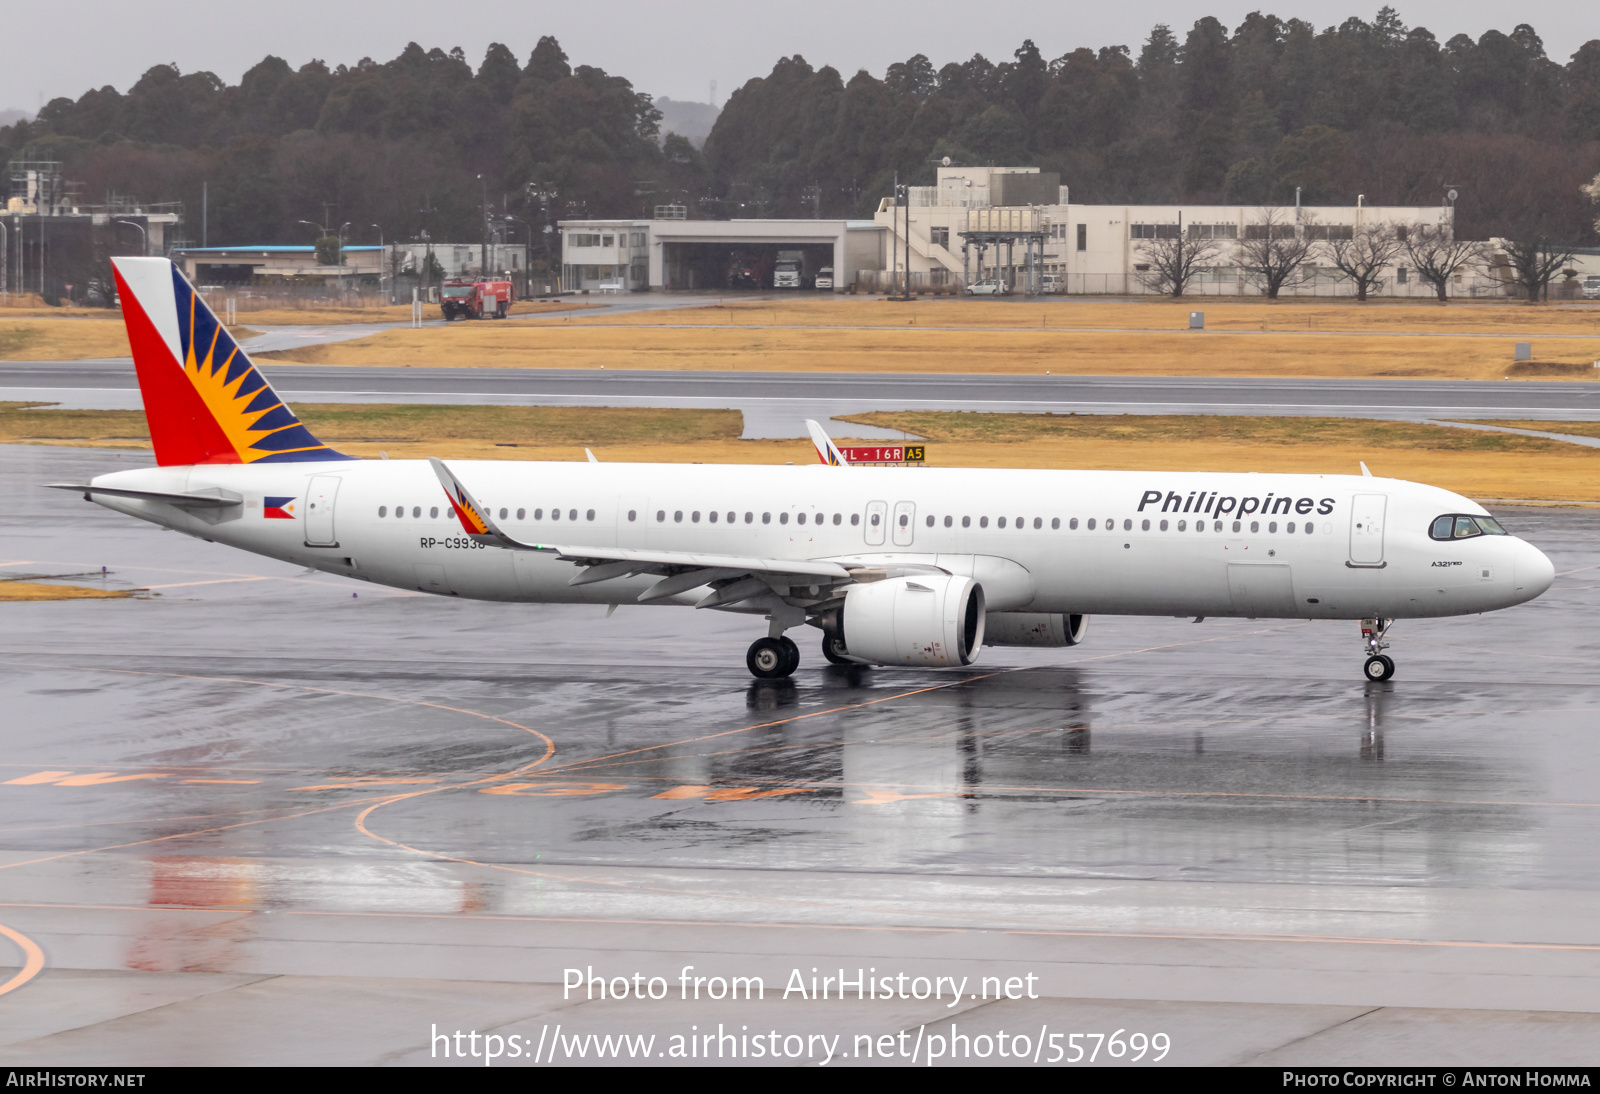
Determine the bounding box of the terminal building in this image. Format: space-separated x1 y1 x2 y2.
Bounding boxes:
558 167 1489 298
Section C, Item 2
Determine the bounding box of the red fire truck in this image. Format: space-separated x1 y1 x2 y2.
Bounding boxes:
440 279 514 321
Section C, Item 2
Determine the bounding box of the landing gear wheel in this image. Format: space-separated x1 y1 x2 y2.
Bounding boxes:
1363 655 1395 681
821 634 851 665
778 635 800 674
747 637 793 679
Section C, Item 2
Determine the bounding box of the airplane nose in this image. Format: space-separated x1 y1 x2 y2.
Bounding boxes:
1514 539 1555 601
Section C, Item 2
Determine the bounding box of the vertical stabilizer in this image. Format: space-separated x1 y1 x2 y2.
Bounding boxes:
110 257 351 466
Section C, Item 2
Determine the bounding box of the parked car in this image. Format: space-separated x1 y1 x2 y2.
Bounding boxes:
1040 273 1063 294
1583 275 1600 300
814 266 834 291
966 279 1009 296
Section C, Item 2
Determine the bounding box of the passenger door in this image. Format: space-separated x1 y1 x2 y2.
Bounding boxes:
1349 494 1387 566
864 500 887 546
892 500 916 546
305 475 340 546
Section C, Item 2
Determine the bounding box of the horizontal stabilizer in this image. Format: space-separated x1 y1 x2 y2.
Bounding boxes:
46 483 242 508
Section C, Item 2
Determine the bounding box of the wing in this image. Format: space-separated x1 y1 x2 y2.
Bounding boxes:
429 457 916 609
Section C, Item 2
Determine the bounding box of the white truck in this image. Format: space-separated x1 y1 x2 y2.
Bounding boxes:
773 250 804 289
814 266 834 291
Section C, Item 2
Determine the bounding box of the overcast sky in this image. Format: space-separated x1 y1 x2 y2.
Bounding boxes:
1 0 1592 116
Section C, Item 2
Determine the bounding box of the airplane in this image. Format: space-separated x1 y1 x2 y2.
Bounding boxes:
50 257 1555 682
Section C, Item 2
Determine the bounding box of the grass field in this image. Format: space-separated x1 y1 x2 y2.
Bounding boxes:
6 401 1596 503
249 297 1600 380
0 579 130 601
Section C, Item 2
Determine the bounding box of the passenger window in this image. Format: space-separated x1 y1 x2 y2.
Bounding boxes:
1287 521 1295 533
745 512 754 523
709 511 719 523
1268 521 1277 533
1123 519 1132 531
1034 517 1042 529
833 513 841 525
728 512 736 524
997 517 1006 529
1305 522 1315 535
1214 521 1223 532
980 517 989 528
378 506 387 517
870 513 879 526
1159 519 1168 531
961 516 970 528
495 508 505 519
569 509 577 521
1249 521 1258 533
780 513 789 525
431 507 439 519
1107 518 1115 531
1177 520 1186 531
1087 518 1096 530
655 510 664 522
1232 521 1240 532
552 509 561 520
586 509 595 521
1196 521 1204 533
1454 516 1481 538
796 513 806 525
692 511 701 523
1141 519 1150 531
1051 518 1060 529
899 514 909 527
764 513 772 524
1069 518 1078 530
535 509 544 520
627 510 636 522
517 508 525 520
945 516 953 527
673 511 682 523
1014 516 1022 528
925 515 934 527
417 507 425 518
850 514 859 525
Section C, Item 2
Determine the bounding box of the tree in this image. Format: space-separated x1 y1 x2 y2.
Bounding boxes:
1238 207 1313 298
314 236 342 265
1133 217 1224 296
1402 223 1486 302
1325 224 1402 301
1498 233 1578 302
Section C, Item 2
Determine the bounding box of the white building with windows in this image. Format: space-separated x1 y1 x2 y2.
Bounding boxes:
875 165 1475 297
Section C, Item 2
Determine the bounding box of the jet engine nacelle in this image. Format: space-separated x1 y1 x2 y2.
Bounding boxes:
983 612 1090 648
839 575 986 666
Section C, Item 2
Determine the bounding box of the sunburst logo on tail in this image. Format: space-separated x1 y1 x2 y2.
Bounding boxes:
171 272 349 464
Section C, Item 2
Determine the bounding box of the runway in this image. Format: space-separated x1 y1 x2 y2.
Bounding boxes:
7 362 1600 441
2 444 1600 1065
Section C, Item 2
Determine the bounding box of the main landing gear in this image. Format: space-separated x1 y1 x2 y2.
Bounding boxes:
747 635 800 679
1361 617 1396 681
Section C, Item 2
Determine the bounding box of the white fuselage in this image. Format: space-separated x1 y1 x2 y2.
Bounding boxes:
82 459 1555 623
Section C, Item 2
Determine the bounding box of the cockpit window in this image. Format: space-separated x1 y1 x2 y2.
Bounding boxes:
1429 513 1508 541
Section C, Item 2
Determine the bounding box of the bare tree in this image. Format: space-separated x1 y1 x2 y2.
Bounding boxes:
1402 223 1487 303
1324 225 1402 302
1498 234 1579 303
1238 207 1314 299
1133 216 1225 297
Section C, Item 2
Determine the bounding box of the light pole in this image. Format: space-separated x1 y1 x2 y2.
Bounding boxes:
337 222 350 296
370 223 386 302
477 173 488 277
0 220 7 305
114 218 147 256
505 216 534 296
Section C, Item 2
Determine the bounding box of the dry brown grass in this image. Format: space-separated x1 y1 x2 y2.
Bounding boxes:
1470 420 1600 439
583 297 1600 336
234 299 597 326
0 320 136 361
0 580 130 601
8 401 1598 502
253 320 1600 381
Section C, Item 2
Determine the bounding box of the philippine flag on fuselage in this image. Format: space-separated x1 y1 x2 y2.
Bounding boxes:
264 496 297 519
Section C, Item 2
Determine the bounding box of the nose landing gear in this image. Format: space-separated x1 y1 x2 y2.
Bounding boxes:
1361 618 1395 681
747 635 801 679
